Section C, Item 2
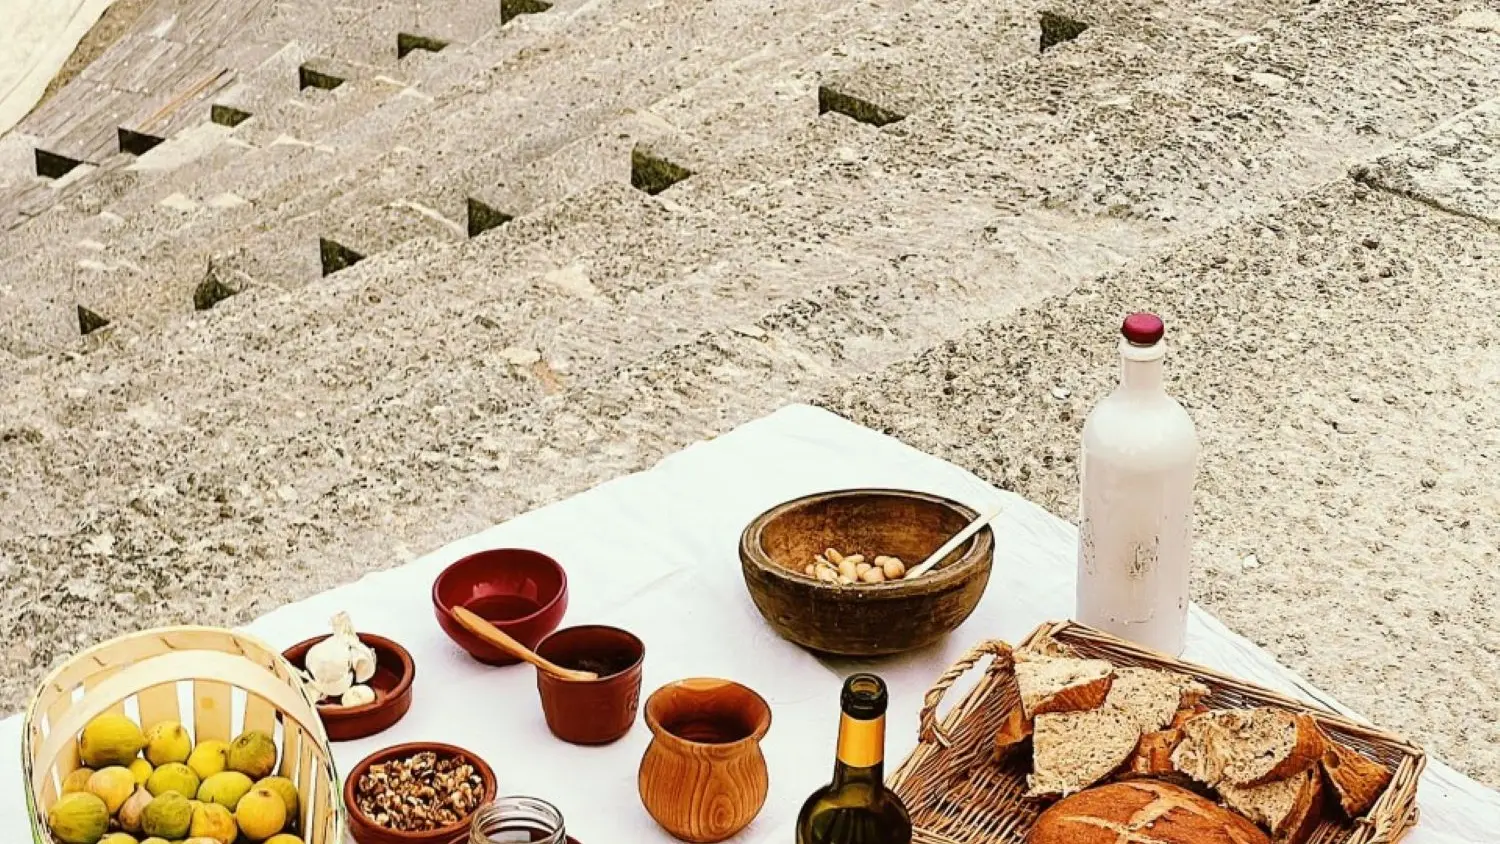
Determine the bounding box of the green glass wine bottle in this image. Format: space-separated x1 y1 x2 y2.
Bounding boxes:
795 673 913 844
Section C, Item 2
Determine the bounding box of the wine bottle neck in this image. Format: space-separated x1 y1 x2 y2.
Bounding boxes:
832 712 885 787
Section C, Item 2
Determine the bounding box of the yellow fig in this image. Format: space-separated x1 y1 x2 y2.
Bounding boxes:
100 835 138 844
141 792 193 839
185 740 228 780
146 762 200 798
144 721 193 767
234 787 286 841
196 771 253 810
47 791 109 844
78 714 146 768
226 731 277 780
253 776 298 821
264 836 305 844
188 801 237 844
87 766 136 814
61 767 96 794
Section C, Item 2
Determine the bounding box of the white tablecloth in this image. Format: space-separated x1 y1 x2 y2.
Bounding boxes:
4 404 1497 842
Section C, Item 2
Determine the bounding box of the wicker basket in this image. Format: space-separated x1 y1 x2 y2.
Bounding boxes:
890 620 1425 844
21 626 345 844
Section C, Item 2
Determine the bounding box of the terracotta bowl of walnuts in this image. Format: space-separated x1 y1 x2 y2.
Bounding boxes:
344 742 497 844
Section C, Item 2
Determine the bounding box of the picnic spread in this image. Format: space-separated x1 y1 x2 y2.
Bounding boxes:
5 322 1500 843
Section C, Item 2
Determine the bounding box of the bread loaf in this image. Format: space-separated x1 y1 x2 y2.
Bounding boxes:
1027 780 1272 844
1172 708 1326 787
1320 740 1393 817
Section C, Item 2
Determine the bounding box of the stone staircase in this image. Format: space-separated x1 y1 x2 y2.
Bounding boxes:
0 0 1498 763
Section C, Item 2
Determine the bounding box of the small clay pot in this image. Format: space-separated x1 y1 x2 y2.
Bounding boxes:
282 633 415 742
534 625 645 745
344 741 498 844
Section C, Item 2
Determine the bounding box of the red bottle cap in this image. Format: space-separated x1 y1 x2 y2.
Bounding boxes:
1121 312 1164 346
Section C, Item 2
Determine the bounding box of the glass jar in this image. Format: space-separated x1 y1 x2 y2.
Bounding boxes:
469 796 568 844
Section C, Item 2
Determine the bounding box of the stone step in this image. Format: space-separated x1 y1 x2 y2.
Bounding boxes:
5 0 1486 356
0 0 943 344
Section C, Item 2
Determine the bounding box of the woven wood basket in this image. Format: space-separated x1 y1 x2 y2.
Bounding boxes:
21 626 345 844
890 620 1425 844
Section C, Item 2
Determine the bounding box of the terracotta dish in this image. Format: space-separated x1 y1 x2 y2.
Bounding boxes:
282 632 415 742
432 548 569 665
534 624 646 745
739 488 994 656
344 741 498 844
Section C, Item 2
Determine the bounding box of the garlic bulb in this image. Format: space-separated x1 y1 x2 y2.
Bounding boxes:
307 668 354 700
302 611 378 702
341 685 376 707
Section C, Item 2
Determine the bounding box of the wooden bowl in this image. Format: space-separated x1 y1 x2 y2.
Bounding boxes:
283 633 416 742
432 548 570 665
344 741 498 844
739 488 994 656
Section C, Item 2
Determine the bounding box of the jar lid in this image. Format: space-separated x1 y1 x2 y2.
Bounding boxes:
1121 312 1164 346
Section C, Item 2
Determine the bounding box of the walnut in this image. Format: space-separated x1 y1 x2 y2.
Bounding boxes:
355 751 485 832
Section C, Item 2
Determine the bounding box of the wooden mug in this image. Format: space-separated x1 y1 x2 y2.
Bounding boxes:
637 678 771 842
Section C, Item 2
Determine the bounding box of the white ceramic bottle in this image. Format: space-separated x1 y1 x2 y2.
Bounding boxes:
1076 313 1199 656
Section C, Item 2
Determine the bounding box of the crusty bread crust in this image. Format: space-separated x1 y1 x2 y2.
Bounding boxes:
1248 714 1327 787
1320 740 1393 818
1026 780 1272 844
1277 771 1325 844
1171 703 1210 729
1031 674 1113 716
1123 728 1183 778
995 706 1034 757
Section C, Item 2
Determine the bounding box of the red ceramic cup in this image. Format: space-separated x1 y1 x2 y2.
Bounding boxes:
432 549 569 665
534 625 646 745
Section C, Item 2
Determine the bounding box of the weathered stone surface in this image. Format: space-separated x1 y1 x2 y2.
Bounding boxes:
1354 96 1500 225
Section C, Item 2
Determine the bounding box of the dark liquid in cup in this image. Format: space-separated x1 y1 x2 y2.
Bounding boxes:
665 716 750 744
561 653 633 678
467 594 542 621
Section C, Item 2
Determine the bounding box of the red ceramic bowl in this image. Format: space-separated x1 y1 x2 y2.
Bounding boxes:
432 548 569 665
283 633 415 742
345 741 497 844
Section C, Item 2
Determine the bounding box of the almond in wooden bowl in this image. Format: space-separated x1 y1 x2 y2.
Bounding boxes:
738 488 994 656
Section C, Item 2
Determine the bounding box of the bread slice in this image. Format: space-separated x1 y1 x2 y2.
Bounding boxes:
1014 649 1115 718
1122 727 1183 779
1320 741 1393 817
1104 666 1211 732
1218 768 1324 844
1026 707 1141 798
1172 709 1327 787
994 706 1034 758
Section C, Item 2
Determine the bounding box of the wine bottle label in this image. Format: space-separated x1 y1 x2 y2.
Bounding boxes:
835 713 885 769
